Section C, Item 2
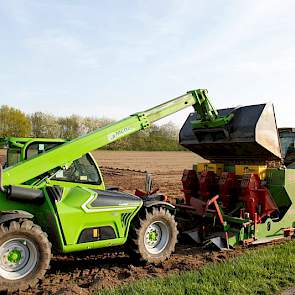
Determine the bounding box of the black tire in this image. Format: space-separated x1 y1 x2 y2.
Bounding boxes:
129 207 178 264
0 219 51 292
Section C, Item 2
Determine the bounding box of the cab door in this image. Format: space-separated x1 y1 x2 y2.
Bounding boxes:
47 154 141 249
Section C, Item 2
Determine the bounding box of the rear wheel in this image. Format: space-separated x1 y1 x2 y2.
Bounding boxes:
130 207 178 264
0 219 51 292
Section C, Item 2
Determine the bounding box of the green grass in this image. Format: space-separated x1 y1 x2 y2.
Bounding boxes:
98 241 295 295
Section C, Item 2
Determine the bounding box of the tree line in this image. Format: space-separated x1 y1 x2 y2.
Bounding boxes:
0 105 185 151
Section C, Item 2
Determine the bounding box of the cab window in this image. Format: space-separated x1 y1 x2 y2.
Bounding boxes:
7 148 21 167
279 131 295 166
52 154 101 185
26 143 61 160
280 132 295 157
0 149 7 167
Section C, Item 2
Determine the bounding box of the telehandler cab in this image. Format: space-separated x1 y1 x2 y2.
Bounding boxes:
0 89 231 291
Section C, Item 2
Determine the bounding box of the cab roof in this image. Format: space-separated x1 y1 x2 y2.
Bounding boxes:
0 137 66 148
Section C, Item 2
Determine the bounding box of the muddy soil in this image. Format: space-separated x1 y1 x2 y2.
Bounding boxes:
24 245 242 295
94 151 205 200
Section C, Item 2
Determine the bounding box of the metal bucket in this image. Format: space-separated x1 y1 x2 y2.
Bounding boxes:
179 103 282 164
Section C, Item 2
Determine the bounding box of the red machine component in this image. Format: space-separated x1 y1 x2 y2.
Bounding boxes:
198 171 218 201
181 169 199 205
239 173 278 222
218 172 238 210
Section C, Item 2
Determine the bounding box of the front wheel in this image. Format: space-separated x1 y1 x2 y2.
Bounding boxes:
130 207 178 264
0 219 51 292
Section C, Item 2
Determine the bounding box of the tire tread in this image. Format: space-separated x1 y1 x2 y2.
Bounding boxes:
128 207 178 264
0 219 51 292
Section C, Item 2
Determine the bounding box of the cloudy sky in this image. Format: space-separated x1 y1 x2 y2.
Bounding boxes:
1 0 295 127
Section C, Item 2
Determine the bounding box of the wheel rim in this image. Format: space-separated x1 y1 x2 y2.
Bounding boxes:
144 221 170 254
0 238 38 280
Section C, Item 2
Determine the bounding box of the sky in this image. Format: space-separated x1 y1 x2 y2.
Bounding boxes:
1 0 295 127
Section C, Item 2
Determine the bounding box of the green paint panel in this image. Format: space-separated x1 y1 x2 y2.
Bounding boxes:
55 187 142 247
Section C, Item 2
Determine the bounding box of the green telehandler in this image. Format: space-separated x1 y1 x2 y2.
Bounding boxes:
0 89 232 291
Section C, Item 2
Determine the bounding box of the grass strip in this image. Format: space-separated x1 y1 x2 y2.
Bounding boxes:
98 241 295 295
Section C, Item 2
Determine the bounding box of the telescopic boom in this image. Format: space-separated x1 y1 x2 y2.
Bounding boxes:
3 89 228 186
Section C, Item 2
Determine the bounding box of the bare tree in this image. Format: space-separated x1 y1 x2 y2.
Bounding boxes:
30 112 60 138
